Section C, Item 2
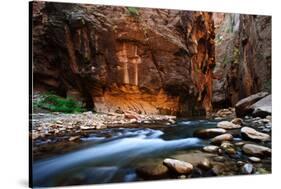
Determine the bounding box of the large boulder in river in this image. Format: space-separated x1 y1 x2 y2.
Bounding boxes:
217 121 241 129
250 95 272 118
241 127 270 142
242 144 271 157
210 133 233 145
235 92 269 117
163 158 193 174
194 128 226 139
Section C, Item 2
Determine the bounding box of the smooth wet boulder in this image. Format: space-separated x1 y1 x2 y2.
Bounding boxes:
194 128 226 139
241 127 270 141
242 144 271 157
136 164 169 179
210 133 233 145
235 92 269 117
250 95 272 118
163 158 193 174
217 121 241 129
203 145 219 153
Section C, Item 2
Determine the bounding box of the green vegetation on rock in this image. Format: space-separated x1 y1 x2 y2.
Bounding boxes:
34 92 86 113
126 7 139 16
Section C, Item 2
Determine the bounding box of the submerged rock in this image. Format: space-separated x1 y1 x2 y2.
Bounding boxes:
217 121 241 129
213 156 225 162
163 158 193 174
136 164 169 179
242 144 271 157
241 127 270 141
194 128 226 139
210 133 233 145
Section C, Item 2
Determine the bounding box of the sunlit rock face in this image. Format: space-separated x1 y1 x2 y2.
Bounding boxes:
32 2 215 116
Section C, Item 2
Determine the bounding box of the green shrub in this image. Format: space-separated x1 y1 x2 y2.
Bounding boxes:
126 7 139 16
34 92 86 113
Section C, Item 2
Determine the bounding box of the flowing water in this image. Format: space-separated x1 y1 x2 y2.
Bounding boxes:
32 119 226 187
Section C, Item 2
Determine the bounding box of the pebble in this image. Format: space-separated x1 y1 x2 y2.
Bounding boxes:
242 163 254 174
237 161 244 166
178 175 187 179
68 136 80 141
231 118 243 125
248 156 261 163
235 141 245 146
56 120 63 124
203 145 219 153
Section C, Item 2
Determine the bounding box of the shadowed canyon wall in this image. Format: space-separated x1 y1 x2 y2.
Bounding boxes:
212 13 271 109
32 2 215 116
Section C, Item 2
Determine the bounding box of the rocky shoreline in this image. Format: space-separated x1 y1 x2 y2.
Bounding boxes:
31 111 176 143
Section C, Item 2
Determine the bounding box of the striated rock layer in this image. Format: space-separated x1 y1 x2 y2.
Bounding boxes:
32 2 215 116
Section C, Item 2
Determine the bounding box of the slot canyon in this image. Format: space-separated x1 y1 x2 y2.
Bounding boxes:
32 2 271 117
